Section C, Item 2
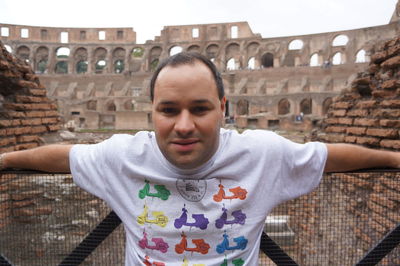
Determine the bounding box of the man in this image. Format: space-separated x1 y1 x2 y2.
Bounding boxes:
1 52 399 265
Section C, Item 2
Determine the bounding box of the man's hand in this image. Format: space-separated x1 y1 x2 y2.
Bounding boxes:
324 143 400 173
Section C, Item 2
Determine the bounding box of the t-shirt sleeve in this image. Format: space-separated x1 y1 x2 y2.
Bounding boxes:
275 135 328 202
69 137 116 201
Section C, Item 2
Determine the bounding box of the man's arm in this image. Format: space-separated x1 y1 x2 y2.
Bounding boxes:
324 143 400 173
0 144 73 173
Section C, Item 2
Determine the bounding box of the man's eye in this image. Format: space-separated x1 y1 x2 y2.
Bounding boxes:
192 106 209 114
161 107 177 114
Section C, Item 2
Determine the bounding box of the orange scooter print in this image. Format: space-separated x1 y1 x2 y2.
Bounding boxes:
175 232 210 255
213 183 247 202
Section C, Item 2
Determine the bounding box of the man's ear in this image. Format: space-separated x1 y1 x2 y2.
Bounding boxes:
220 96 226 117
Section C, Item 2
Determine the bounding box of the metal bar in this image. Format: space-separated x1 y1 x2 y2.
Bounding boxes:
58 211 121 266
0 254 13 266
260 232 298 266
355 223 400 266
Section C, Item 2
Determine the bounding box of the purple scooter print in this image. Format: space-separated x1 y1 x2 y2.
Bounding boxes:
174 204 209 230
138 230 169 253
215 206 246 229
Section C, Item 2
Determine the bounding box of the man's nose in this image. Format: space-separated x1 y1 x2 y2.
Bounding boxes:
174 110 195 136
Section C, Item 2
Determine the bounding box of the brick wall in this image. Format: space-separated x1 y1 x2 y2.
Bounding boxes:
0 40 61 153
318 36 400 149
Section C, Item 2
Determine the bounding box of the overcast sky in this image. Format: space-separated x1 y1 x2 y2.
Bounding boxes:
0 0 397 43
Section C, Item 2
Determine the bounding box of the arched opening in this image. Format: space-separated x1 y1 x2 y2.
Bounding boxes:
356 49 368 63
169 46 183 56
332 34 349 46
86 100 97 111
132 47 144 58
107 101 116 112
4 44 12 53
227 58 236 70
310 53 320 67
261 53 274 68
278 99 290 115
37 60 47 74
288 39 303 50
332 52 343 65
300 98 312 115
95 60 107 74
237 99 249 115
187 45 200 53
206 44 219 59
322 98 332 115
114 59 124 73
55 61 68 74
247 57 255 69
124 100 134 110
150 59 159 71
76 60 88 74
16 46 30 62
56 47 70 58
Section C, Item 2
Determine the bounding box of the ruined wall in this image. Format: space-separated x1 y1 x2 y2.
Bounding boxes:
0 41 61 153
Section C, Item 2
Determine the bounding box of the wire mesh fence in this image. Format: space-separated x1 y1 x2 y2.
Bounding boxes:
0 170 399 265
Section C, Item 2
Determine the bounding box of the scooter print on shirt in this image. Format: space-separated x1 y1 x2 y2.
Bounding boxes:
182 256 205 266
137 204 168 227
175 232 210 255
138 230 169 253
139 180 171 200
174 204 209 230
216 231 248 254
213 183 247 202
215 205 246 229
220 257 245 266
143 255 165 266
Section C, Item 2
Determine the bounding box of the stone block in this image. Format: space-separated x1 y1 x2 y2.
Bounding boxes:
380 140 400 149
347 127 367 135
355 100 377 109
381 55 400 69
347 109 369 117
356 137 380 146
381 79 399 90
366 128 398 138
354 118 379 127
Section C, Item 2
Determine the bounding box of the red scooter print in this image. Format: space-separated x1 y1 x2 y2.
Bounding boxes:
143 255 165 266
138 230 169 253
174 204 209 230
215 206 246 229
175 232 210 255
213 183 247 202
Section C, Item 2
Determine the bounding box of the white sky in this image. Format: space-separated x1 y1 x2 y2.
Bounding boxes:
0 0 397 44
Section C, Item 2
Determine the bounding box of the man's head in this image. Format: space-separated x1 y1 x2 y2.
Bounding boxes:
150 52 225 102
151 52 226 169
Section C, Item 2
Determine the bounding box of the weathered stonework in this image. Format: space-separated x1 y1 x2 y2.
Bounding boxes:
0 41 61 153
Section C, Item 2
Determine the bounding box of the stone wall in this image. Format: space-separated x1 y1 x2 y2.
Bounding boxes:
0 40 61 153
318 36 400 150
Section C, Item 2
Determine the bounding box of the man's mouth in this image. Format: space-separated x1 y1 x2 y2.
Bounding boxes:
171 139 199 152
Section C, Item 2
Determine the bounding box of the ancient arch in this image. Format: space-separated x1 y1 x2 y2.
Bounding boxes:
356 49 368 63
169 45 183 56
187 44 201 53
93 47 107 74
55 61 68 74
225 42 241 69
247 57 255 69
124 100 133 110
74 47 88 74
106 100 116 111
86 100 97 111
35 46 49 73
236 99 249 115
149 46 162 71
332 34 349 46
112 47 125 73
16 45 30 62
206 44 219 60
278 98 290 115
288 39 303 50
261 52 274 68
322 97 332 115
310 53 320 67
300 98 312 115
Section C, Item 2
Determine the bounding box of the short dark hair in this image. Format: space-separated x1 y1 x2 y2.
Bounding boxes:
149 52 225 101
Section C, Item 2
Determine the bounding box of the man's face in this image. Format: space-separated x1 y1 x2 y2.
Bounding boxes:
152 61 226 169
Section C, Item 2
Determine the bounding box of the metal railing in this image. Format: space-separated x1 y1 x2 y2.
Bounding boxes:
0 169 399 266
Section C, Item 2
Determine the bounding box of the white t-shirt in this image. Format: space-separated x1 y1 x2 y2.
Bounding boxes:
70 129 327 266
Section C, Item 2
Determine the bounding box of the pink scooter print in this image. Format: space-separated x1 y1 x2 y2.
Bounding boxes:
213 183 247 202
215 206 246 229
174 204 209 230
138 231 169 253
175 232 210 255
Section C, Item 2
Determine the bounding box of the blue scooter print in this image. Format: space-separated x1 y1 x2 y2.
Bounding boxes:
215 206 246 229
216 231 248 254
174 204 209 230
